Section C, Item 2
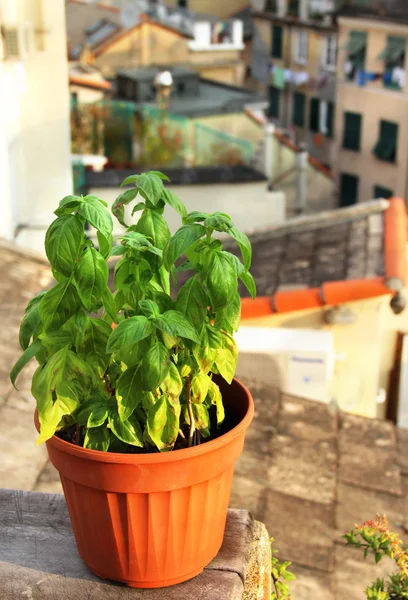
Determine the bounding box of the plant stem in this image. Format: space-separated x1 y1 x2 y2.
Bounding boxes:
186 375 195 448
272 573 281 600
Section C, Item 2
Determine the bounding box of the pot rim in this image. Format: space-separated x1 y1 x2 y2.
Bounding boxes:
35 377 254 464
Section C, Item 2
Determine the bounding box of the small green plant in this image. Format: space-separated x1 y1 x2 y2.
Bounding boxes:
344 514 408 599
10 171 256 453
271 538 296 600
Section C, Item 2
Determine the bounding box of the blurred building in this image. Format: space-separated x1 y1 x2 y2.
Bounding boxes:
66 0 246 85
252 0 338 167
0 0 72 251
334 0 408 206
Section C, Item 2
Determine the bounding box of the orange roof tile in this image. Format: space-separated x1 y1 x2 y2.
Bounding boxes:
241 197 408 318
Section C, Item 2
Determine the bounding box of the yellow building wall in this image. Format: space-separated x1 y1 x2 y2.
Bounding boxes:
164 0 249 19
335 18 408 203
241 291 408 419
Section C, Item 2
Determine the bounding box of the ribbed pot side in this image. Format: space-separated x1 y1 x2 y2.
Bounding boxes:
40 377 254 588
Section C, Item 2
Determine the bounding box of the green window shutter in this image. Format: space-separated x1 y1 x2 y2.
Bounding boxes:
374 185 394 199
342 112 362 151
326 102 335 138
339 173 359 207
272 25 283 58
292 92 305 127
347 31 367 56
178 0 187 6
288 0 299 17
268 86 280 118
373 120 398 162
309 98 319 132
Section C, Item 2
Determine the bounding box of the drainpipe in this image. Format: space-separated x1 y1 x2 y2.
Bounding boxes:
295 143 308 214
264 122 276 184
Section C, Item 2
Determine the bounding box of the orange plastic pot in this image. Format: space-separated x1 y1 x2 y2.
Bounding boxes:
35 377 253 588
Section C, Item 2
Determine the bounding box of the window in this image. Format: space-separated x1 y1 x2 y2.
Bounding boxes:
178 0 187 7
310 98 334 136
378 36 406 90
177 81 186 94
268 86 280 118
374 185 394 199
3 27 20 59
373 120 398 162
342 112 362 151
271 25 283 58
309 98 320 132
344 31 367 81
293 92 306 127
288 0 300 17
324 35 337 70
339 173 359 207
327 101 335 138
295 30 308 64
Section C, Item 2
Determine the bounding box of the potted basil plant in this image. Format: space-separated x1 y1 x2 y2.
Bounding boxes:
10 171 255 588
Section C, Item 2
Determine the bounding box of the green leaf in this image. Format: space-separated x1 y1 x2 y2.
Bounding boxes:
133 172 164 205
215 333 238 384
160 362 183 398
10 339 42 388
163 224 205 270
207 380 225 425
131 201 146 216
147 395 180 451
110 245 127 257
193 344 216 374
84 426 110 451
116 366 143 421
54 195 83 217
141 342 171 391
154 310 199 343
76 317 111 376
375 552 383 564
175 276 208 330
45 215 85 276
39 330 72 353
148 170 170 181
135 209 170 250
191 373 210 403
229 226 252 271
106 316 153 354
74 247 108 311
108 407 143 447
101 287 119 325
83 194 108 207
191 404 211 437
204 214 233 232
39 279 81 331
121 231 163 257
76 395 108 427
215 291 241 332
240 271 257 299
161 189 187 218
207 252 237 311
183 211 209 224
77 197 113 240
97 229 112 259
112 188 138 227
19 293 45 350
138 299 160 319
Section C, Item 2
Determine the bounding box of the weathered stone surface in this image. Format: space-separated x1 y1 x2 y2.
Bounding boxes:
264 490 335 572
230 475 265 520
397 428 408 474
279 394 338 443
242 521 271 600
34 460 63 494
0 406 48 491
338 412 401 495
0 490 264 600
336 482 406 541
288 563 334 600
334 543 394 600
268 434 337 505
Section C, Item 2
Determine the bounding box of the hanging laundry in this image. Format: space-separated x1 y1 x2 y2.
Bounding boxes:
308 77 316 90
272 66 285 89
344 60 353 75
392 66 406 88
366 72 382 81
357 70 367 86
384 71 393 85
318 73 329 89
292 71 309 86
284 69 293 83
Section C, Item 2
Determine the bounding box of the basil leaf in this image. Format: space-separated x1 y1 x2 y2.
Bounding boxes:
204 214 233 232
147 395 180 451
160 362 183 398
175 276 208 330
215 291 241 332
154 310 199 343
207 252 237 312
74 247 108 311
191 404 211 437
76 317 111 376
208 380 225 425
116 365 143 421
163 224 205 270
77 197 113 240
161 188 187 218
148 170 170 181
106 316 153 354
183 211 209 224
131 201 146 216
135 208 170 250
19 292 45 350
240 271 257 299
191 373 210 404
54 195 83 217
97 229 112 260
133 172 164 205
84 426 110 451
138 299 160 319
141 342 171 391
101 287 118 325
45 215 85 276
108 408 143 447
112 188 138 227
229 226 252 271
10 338 42 388
39 279 81 331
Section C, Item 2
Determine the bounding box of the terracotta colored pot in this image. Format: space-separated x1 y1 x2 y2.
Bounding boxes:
35 377 253 588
